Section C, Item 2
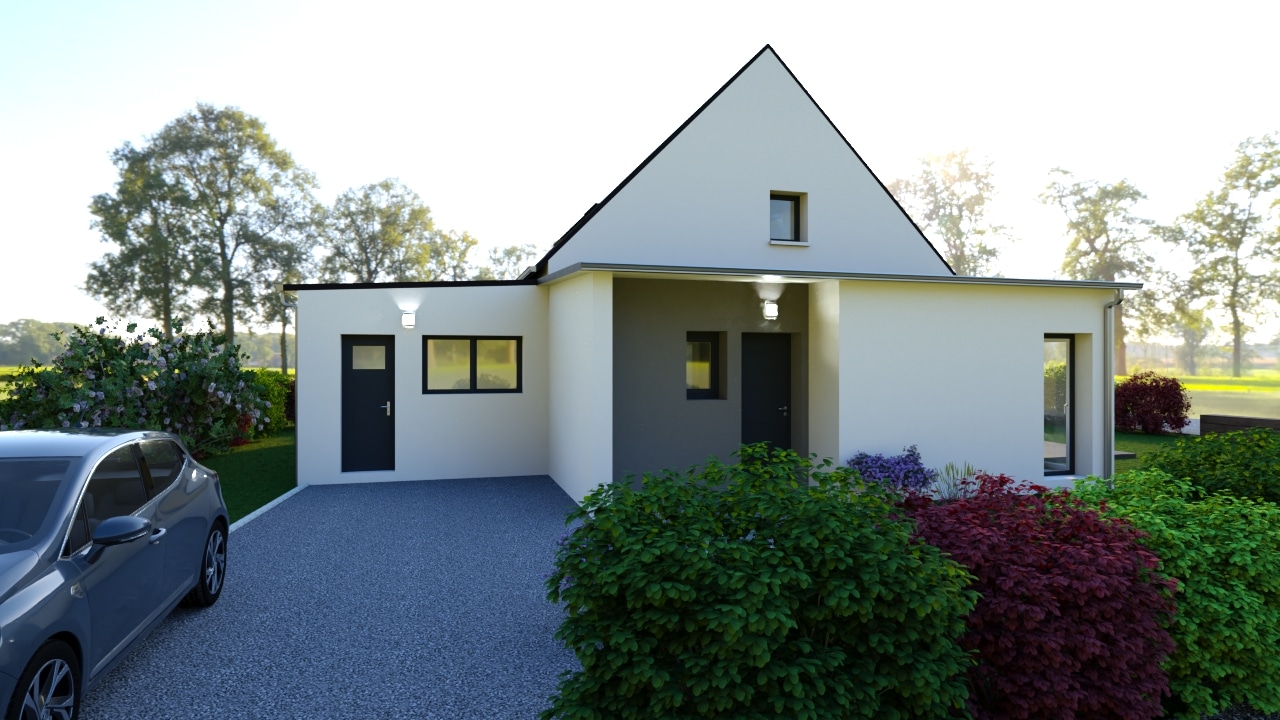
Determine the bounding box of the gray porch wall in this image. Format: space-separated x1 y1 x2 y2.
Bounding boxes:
613 278 809 483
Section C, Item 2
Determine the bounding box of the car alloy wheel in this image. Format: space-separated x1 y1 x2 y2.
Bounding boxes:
8 642 78 720
204 526 226 596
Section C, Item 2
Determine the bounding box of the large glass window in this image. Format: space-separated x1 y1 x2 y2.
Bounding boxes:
423 337 522 393
0 458 72 546
1044 336 1073 474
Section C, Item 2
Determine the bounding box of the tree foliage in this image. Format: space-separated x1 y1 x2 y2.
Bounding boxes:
319 179 438 283
86 143 196 339
887 148 1006 276
86 104 317 350
1157 135 1280 377
475 243 539 280
0 320 84 365
1040 169 1153 375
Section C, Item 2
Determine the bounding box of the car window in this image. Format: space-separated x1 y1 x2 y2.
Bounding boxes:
84 446 149 534
0 458 73 548
140 440 186 495
65 504 90 554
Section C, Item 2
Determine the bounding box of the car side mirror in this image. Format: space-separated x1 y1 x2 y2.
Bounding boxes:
87 516 152 564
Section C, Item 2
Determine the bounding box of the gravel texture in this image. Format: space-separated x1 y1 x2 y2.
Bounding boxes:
78 477 581 720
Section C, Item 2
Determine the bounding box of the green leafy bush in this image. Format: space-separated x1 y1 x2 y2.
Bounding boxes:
250 369 292 436
1075 470 1280 719
544 444 978 720
0 317 267 456
1143 427 1280 503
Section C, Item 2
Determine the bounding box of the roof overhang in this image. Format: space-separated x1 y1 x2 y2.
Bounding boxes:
537 262 1143 291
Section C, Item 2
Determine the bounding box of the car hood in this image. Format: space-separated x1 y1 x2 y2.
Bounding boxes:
0 550 40 604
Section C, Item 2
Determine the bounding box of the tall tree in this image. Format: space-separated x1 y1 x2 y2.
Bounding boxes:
887 149 1006 276
149 104 317 348
430 229 479 281
252 233 314 374
1157 135 1280 377
319 179 439 282
86 143 195 339
1040 170 1154 375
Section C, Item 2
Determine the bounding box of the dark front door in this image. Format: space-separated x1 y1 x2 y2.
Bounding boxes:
741 333 791 449
341 335 395 472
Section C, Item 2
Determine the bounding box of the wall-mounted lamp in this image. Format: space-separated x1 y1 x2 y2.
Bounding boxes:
401 311 416 330
762 300 779 321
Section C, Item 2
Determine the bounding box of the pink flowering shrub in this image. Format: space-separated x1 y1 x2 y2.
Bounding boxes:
0 317 268 456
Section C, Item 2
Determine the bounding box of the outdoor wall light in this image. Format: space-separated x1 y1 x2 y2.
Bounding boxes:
401 311 416 330
762 300 779 321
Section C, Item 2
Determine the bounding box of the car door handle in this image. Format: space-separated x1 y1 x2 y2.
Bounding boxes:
379 401 392 416
149 528 166 544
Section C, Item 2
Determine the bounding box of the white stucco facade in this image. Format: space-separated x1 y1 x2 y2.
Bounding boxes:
294 284 550 486
287 45 1137 503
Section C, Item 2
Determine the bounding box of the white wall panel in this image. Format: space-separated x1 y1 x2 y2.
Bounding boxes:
835 281 1112 483
294 285 549 486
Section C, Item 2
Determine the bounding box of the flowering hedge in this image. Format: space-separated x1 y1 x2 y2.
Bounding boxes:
0 317 268 456
847 444 937 492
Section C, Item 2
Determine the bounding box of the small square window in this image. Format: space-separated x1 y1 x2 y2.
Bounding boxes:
686 332 722 400
770 194 799 242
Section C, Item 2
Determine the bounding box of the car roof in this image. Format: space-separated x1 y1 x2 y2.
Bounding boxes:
0 429 174 459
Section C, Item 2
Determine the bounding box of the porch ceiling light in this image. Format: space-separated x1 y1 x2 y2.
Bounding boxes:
401 311 416 330
762 300 779 321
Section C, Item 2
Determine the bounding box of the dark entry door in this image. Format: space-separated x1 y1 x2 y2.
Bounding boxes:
341 335 395 472
741 333 791 449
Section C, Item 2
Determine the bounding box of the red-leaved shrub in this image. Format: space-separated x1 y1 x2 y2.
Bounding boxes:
902 475 1177 720
1115 371 1191 434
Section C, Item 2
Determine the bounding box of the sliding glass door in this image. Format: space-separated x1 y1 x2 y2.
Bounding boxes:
1044 336 1073 474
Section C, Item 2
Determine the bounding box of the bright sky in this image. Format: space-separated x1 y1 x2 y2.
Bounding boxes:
3 0 1278 336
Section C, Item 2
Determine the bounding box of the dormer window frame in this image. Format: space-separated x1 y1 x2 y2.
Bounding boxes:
769 191 807 246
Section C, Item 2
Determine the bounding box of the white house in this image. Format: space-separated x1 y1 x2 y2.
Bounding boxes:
287 46 1138 503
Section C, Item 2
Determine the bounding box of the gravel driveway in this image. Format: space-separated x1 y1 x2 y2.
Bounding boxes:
78 477 581 720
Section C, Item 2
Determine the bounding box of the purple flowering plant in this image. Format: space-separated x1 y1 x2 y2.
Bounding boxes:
0 317 268 456
847 444 938 493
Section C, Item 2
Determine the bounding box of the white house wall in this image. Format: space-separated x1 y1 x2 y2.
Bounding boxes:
294 285 549 486
548 272 614 503
545 49 950 278
835 281 1112 484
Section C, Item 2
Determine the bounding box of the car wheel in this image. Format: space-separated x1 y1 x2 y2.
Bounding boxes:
4 640 79 720
183 521 227 608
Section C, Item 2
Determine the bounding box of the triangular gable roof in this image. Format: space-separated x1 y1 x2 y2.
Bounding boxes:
534 45 953 278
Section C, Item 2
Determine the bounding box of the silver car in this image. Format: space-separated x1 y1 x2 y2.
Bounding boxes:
0 429 229 720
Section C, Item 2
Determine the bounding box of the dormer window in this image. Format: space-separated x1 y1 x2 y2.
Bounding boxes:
770 192 806 244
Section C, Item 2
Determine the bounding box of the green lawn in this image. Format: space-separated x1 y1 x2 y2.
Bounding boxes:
1113 431 1183 475
202 429 297 523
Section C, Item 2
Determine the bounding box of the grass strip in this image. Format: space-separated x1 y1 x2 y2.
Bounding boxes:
201 429 297 523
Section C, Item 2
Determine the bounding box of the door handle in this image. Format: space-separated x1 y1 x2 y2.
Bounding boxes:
779 405 789 416
380 401 392 416
149 527 166 544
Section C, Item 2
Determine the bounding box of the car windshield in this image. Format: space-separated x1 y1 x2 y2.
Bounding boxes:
0 457 74 548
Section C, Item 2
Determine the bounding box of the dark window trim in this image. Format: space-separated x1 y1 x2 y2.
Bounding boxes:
1045 334 1075 477
770 194 800 242
686 331 721 400
422 336 523 394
